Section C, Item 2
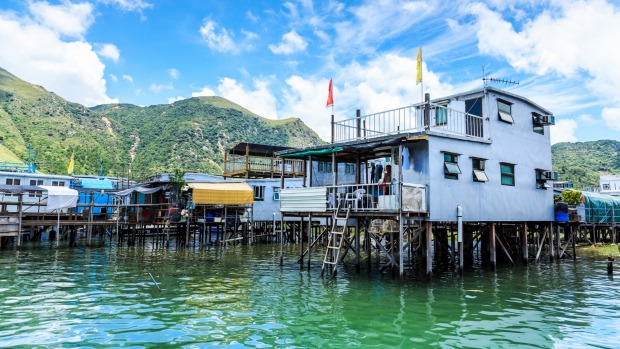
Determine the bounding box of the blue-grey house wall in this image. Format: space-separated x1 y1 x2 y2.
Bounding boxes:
401 89 554 222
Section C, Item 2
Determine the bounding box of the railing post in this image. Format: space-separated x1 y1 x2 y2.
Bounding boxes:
356 109 361 139
331 114 335 144
423 93 430 129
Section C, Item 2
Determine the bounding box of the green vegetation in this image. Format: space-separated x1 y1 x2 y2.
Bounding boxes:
554 189 583 205
552 140 620 189
577 244 620 258
0 67 323 178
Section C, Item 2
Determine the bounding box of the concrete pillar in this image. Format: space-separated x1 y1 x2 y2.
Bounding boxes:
522 222 529 265
490 223 496 271
426 221 432 277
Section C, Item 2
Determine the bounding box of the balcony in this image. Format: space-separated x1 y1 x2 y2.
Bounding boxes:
280 182 427 214
332 102 486 143
223 155 304 179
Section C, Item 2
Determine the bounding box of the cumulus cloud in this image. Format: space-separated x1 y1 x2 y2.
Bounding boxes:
199 19 256 53
98 0 153 13
122 74 133 83
192 86 216 97
97 43 120 62
551 119 578 144
466 0 620 106
602 108 620 131
168 96 185 104
0 3 116 106
149 82 174 93
269 30 308 55
167 68 179 79
28 1 94 38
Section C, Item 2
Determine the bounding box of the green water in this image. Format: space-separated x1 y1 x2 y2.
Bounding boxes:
0 243 619 348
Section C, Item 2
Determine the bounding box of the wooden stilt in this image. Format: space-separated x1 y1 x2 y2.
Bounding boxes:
307 213 312 270
355 218 360 273
522 222 528 265
490 223 496 271
426 221 432 277
549 222 555 261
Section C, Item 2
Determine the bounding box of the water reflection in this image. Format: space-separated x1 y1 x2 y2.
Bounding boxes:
0 245 619 348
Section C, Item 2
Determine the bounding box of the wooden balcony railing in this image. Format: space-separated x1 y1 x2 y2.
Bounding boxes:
223 156 304 178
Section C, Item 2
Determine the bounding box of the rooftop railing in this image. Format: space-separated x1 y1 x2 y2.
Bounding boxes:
332 102 486 143
223 155 304 177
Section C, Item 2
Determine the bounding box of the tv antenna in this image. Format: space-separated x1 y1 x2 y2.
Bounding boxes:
482 66 519 88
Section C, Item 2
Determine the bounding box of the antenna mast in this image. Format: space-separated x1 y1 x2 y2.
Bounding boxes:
482 66 520 88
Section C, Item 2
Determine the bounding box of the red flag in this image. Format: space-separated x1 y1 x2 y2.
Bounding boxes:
326 79 334 107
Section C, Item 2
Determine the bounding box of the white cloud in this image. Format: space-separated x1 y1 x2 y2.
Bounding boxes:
602 108 620 131
167 68 179 79
122 74 134 83
149 82 174 93
277 53 457 141
269 30 308 55
550 119 578 144
579 114 596 124
0 5 116 106
216 78 278 118
98 0 153 13
28 1 94 38
467 0 620 106
245 10 258 23
168 96 185 104
191 86 216 97
199 19 234 52
109 73 118 83
97 43 120 62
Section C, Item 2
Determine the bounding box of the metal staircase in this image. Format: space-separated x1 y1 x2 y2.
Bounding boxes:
321 205 351 278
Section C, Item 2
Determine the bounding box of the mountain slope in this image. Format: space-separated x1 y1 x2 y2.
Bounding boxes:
0 67 323 176
552 140 620 189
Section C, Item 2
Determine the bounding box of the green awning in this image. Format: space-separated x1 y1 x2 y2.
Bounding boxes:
280 147 343 158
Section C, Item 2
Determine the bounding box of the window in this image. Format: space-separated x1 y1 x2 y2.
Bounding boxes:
535 169 554 189
603 184 611 191
532 113 544 135
29 179 43 197
344 163 355 174
465 98 484 137
253 185 265 201
318 161 332 173
273 187 280 201
443 152 461 180
497 99 514 123
52 181 65 186
472 158 488 182
5 178 20 196
500 163 515 186
436 107 448 125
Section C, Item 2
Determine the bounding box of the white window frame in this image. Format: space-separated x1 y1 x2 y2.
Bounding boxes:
497 99 514 124
253 185 265 201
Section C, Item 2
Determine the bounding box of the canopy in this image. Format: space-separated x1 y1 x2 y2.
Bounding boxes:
39 185 78 210
74 178 116 190
280 146 343 158
111 186 165 197
188 182 254 205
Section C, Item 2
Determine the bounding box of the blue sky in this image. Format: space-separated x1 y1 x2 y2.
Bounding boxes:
1 0 619 144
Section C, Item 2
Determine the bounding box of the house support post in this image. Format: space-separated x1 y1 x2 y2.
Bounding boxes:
522 222 529 265
549 222 555 261
571 225 577 260
490 222 496 272
355 218 360 273
426 221 432 278
457 206 463 275
399 213 404 279
17 193 23 249
307 213 312 270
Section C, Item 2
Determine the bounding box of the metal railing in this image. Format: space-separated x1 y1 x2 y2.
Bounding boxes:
324 182 426 213
332 102 485 142
223 156 304 176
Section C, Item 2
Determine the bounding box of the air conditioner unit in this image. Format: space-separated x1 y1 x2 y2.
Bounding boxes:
543 171 558 180
540 115 555 125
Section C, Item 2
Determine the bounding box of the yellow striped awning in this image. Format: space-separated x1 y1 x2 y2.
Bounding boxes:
188 182 254 205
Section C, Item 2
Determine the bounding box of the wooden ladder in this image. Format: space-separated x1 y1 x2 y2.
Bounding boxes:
321 205 351 278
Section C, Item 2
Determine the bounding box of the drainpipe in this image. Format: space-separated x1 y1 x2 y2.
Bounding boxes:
457 205 463 275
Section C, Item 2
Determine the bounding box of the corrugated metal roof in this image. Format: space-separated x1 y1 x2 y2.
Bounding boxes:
75 178 116 190
188 182 254 205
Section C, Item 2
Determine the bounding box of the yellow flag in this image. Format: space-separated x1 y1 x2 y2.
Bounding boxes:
416 47 422 85
67 151 75 174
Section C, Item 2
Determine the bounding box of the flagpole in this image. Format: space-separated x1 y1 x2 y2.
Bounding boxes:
420 48 424 103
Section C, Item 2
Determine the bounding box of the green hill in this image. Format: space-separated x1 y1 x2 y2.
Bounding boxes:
0 67 323 177
552 140 620 189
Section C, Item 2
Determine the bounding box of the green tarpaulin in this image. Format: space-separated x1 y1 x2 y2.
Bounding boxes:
280 147 343 158
581 191 620 223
